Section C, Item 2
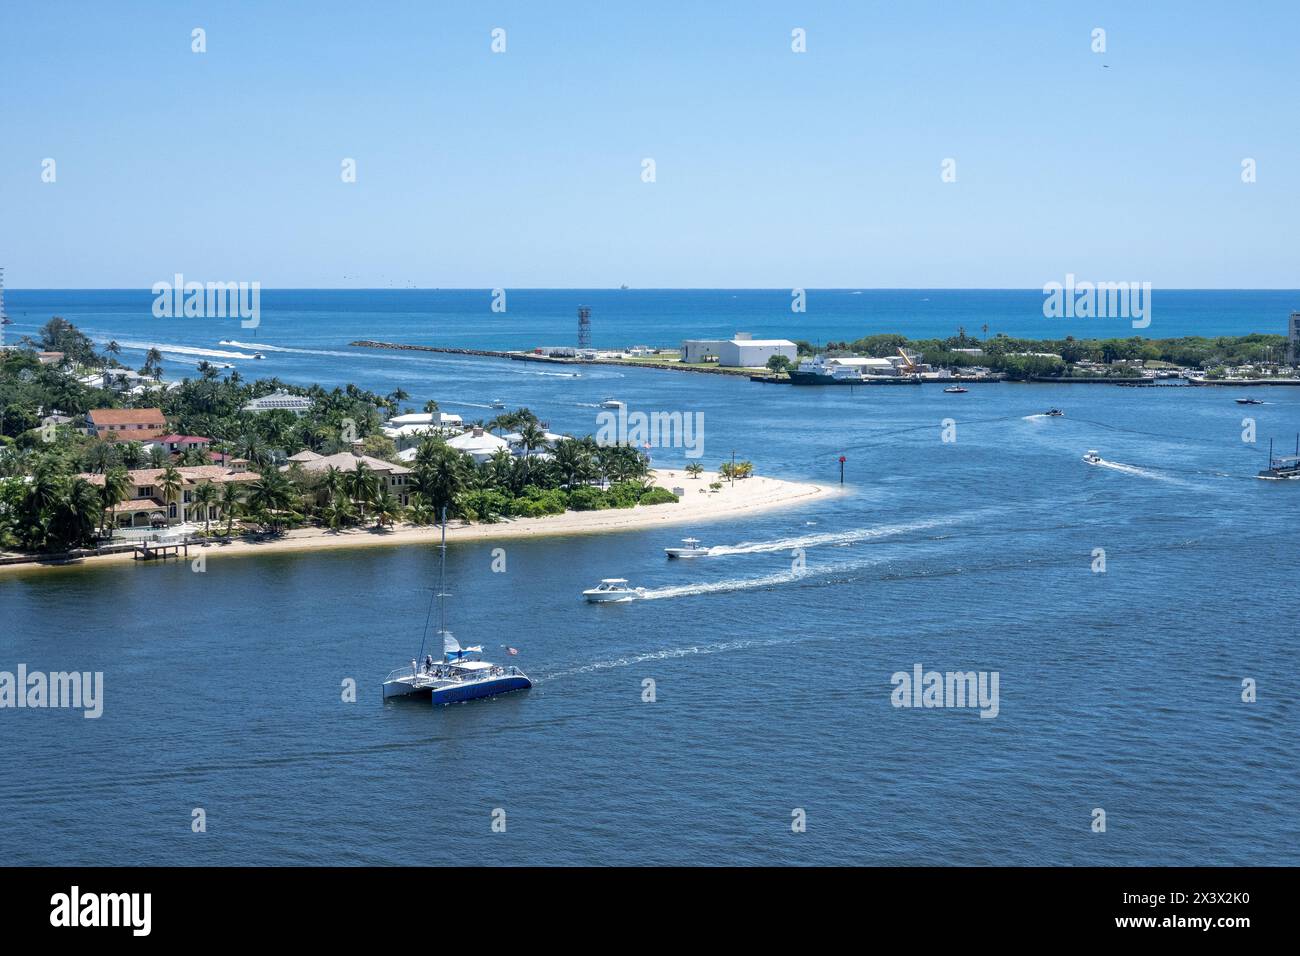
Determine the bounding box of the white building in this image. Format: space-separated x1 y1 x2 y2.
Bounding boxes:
382 412 464 450
445 426 511 464
681 332 798 368
242 390 314 415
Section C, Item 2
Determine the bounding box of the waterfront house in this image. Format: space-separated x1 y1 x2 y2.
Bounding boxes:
382 412 464 450
281 451 413 505
79 464 258 529
241 390 314 415
86 407 167 441
446 426 510 463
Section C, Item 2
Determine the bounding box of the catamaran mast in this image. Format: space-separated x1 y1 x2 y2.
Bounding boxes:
416 507 449 665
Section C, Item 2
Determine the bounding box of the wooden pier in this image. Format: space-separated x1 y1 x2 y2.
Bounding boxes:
133 540 190 561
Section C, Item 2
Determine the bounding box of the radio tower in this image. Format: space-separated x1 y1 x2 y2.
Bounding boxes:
577 305 591 350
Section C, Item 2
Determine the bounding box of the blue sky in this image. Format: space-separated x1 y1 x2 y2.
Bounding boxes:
1 1 1296 288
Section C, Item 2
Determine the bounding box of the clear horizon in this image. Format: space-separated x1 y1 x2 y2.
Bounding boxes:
3 2 1297 287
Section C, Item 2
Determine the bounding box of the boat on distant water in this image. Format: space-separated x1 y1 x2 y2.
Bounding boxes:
1236 398 1264 405
490 398 507 408
382 513 531 705
1257 436 1300 480
251 352 264 360
1083 450 1103 465
1044 408 1064 417
943 385 968 393
583 578 645 602
600 398 625 409
664 537 709 559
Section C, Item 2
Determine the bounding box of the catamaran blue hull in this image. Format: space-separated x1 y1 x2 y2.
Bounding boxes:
431 676 531 706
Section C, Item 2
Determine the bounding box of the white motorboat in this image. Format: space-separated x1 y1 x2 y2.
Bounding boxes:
943 385 968 393
599 398 625 409
583 578 645 603
1083 450 1103 465
490 398 507 409
664 537 710 559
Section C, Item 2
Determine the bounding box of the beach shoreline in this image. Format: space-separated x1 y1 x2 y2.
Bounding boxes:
0 470 838 575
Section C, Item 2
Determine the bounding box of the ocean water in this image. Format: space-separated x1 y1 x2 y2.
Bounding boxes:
1 291 1298 865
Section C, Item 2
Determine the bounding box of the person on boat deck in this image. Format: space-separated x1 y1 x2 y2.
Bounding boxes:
424 655 434 674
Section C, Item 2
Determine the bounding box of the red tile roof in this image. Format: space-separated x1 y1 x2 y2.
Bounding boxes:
158 434 211 444
88 408 166 427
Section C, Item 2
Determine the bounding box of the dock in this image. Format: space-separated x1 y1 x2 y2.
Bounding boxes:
133 540 190 561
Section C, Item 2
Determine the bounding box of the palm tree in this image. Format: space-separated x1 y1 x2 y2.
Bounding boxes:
191 481 219 533
99 467 132 536
219 482 245 535
320 465 345 504
423 399 439 415
371 487 401 529
685 462 704 479
553 439 593 490
320 494 355 531
159 465 183 526
247 470 294 531
346 461 378 521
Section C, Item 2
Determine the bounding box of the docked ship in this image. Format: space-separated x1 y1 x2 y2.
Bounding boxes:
382 514 531 705
788 355 867 385
788 352 924 385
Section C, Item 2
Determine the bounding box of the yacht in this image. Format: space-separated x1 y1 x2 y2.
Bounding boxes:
599 398 625 409
1083 450 1103 465
1044 408 1064 417
382 513 531 705
664 537 709 559
583 578 645 603
1236 398 1264 405
943 385 968 393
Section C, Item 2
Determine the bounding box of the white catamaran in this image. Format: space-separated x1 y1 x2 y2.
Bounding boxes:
382 513 531 705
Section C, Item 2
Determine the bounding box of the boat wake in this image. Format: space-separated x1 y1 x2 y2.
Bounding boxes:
108 340 260 360
640 554 887 602
706 512 987 557
538 634 837 682
1092 459 1180 483
219 340 356 359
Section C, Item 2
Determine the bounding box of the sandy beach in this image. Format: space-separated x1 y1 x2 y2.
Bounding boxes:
0 470 837 574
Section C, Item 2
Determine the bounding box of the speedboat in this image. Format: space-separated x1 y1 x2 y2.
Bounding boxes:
665 537 709 559
252 352 264 360
1236 398 1264 405
490 398 506 409
943 385 969 393
382 512 531 705
583 578 645 602
1044 408 1064 417
1083 450 1103 465
599 398 625 409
